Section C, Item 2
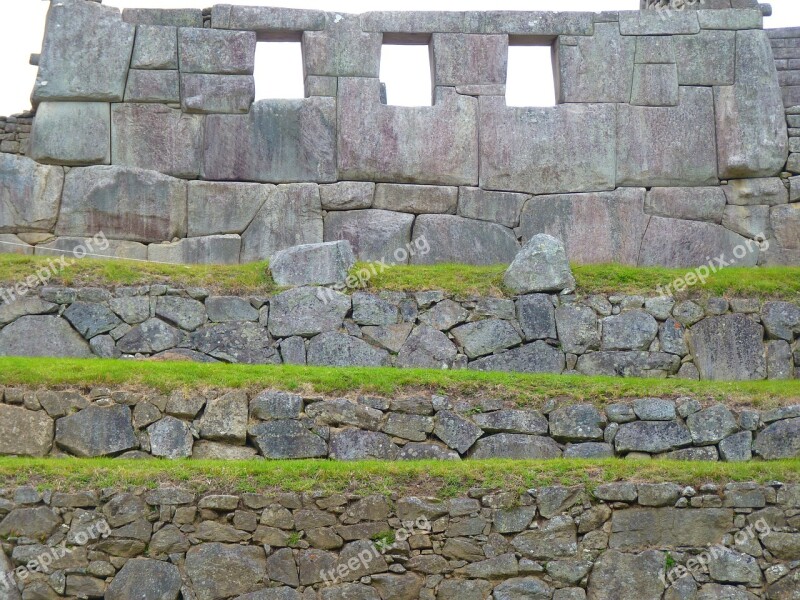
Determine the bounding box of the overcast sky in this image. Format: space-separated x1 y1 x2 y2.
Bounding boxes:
1 0 798 114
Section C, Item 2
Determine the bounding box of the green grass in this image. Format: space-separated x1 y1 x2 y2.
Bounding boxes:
1 357 799 408
2 458 798 496
1 254 800 300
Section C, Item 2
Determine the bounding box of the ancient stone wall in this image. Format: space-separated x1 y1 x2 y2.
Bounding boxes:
1 0 798 266
0 478 796 598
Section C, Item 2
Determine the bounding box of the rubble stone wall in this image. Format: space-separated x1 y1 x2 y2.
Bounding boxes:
0 479 796 599
1 1 798 266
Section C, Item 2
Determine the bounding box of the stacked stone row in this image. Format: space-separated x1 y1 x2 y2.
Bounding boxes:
0 111 33 156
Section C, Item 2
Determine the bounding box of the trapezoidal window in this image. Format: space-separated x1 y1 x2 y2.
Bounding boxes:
506 42 557 107
380 42 433 107
254 40 305 100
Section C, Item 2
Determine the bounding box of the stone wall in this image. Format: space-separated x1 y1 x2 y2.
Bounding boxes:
0 111 33 157
0 479 796 598
1 1 797 266
0 285 798 381
0 384 798 461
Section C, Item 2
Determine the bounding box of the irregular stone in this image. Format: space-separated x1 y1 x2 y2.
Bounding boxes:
361 323 413 353
434 410 483 454
320 182 374 211
504 234 575 294
723 205 770 239
131 24 178 70
549 405 605 442
419 300 469 331
155 296 206 332
57 166 187 243
457 187 528 228
451 319 522 358
205 297 259 323
723 178 789 206
191 322 280 364
62 302 122 339
116 318 181 354
473 410 548 435
201 392 248 445
373 184 457 214
307 332 390 367
645 187 727 223
352 293 399 327
555 305 600 353
271 241 355 286
0 154 63 233
615 421 692 454
577 351 680 377
29 102 111 166
697 584 758 600
411 214 518 265
192 441 258 460
762 302 800 342
248 421 327 459
268 286 350 338
399 442 460 460
0 234 33 255
512 516 577 560
0 297 57 327
0 405 54 457
687 404 739 445
767 340 794 380
55 405 137 457
633 398 676 421
754 418 800 459
106 557 181 600
250 391 303 421
564 442 614 459
708 548 762 585
470 434 562 459
659 318 688 356
0 315 92 358
469 341 565 374
34 0 135 102
185 543 266 600
610 507 733 550
324 209 414 264
688 314 766 380
586 550 666 600
181 74 254 114
147 417 193 459
493 577 552 600
124 69 180 103
149 235 242 265
329 429 399 460
601 311 658 351
179 28 255 75
395 325 458 369
719 431 753 462
383 413 433 442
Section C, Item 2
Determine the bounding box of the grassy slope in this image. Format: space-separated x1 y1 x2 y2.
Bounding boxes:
2 255 800 299
3 458 799 496
1 358 799 408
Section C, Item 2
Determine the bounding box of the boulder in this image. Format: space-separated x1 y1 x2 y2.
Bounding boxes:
688 314 767 380
0 315 92 358
0 405 54 457
601 311 658 351
754 418 800 459
185 543 266 600
248 421 327 459
190 322 280 364
270 241 355 287
106 557 182 600
411 214 519 265
419 300 469 331
504 234 575 294
268 287 350 338
329 429 400 460
451 319 522 358
0 154 63 233
470 434 562 459
324 209 414 264
395 325 458 369
29 102 111 166
615 421 692 454
518 294 557 341
147 417 193 459
55 405 137 457
307 332 390 367
586 550 666 600
469 341 565 374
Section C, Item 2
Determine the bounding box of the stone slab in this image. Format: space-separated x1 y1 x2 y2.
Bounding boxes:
29 102 111 167
188 182 269 237
303 15 382 78
673 30 735 85
123 8 203 27
324 210 414 264
645 187 726 223
373 184 458 215
212 5 327 32
178 28 256 75
411 215 519 265
131 24 178 70
124 70 180 104
0 154 63 233
148 235 242 265
432 34 507 87
181 74 254 114
457 188 528 229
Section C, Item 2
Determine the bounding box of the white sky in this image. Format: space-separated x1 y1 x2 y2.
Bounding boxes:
1 0 799 114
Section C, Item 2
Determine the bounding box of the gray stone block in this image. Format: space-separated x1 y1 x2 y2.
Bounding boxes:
188 181 269 237
617 87 718 186
698 8 762 29
123 8 203 27
57 166 187 244
715 30 788 178
519 188 648 265
55 404 137 458
34 0 135 102
634 36 675 64
576 351 680 378
305 76 338 97
270 241 355 286
432 34 507 87
479 97 616 195
131 25 178 70
268 286 350 338
556 305 600 354
212 5 327 32
619 10 700 34
753 418 800 459
395 325 458 369
558 23 635 103
204 98 337 184
723 178 788 206
470 433 562 459
178 28 256 75
36 238 148 261
148 235 241 265
303 15 381 78
464 11 595 35
469 341 565 374
0 154 63 233
0 316 92 359
457 188 528 228
320 182 374 211
338 78 478 187
324 209 414 264
181 74 254 114
111 104 203 179
517 294 557 342
29 102 111 166
124 70 180 103
689 314 767 380
307 332 390 367
630 63 679 106
674 30 735 85
722 205 771 239
0 235 33 255
645 187 726 223
451 319 522 359
412 215 519 265
374 184 457 215
601 311 659 351
359 11 467 33
771 204 800 250
190 322 279 364
240 184 323 262
248 421 327 459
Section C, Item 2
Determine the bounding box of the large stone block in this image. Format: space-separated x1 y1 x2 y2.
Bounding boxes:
324 210 414 264
619 10 700 35
645 187 726 223
55 405 137 458
457 188 528 228
123 8 203 27
320 182 374 211
411 215 519 265
131 25 178 70
35 238 148 261
771 204 800 250
33 0 135 102
373 184 457 215
688 314 767 380
723 178 789 206
479 98 616 195
673 30 735 85
0 405 54 457
558 23 635 103
124 70 180 103
338 78 478 186
576 351 680 377
630 63 679 106
111 104 203 179
303 15 382 78
609 508 733 550
0 315 93 358
638 217 760 267
270 241 355 287
0 154 63 233
432 33 507 87
469 341 565 374
519 188 648 265
212 5 327 32
57 166 187 243
617 87 718 187
268 287 350 338
148 235 242 265
29 102 111 166
178 28 256 75
240 184 323 262
188 182 269 237
181 74 254 114
204 98 337 183
715 30 789 178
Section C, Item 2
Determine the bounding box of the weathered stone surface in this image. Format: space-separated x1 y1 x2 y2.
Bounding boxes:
338 78 478 186
239 184 323 262
117 318 182 354
29 102 111 166
0 298 57 327
124 8 203 27
131 24 178 70
772 204 800 250
586 550 665 600
205 297 259 324
470 341 565 374
268 287 350 338
124 69 180 103
631 62 679 106
558 23 635 103
63 302 122 339
645 187 727 223
473 409 548 435
493 577 552 600
0 315 92 358
57 166 186 243
191 322 279 364
179 28 256 75
111 103 203 179
271 241 355 286
633 399 676 422
674 30 735 86
451 319 522 358
610 508 733 549
723 205 770 239
457 188 528 228
689 314 767 380
556 305 600 354
615 421 692 454
181 74 255 114
471 434 562 459
106 558 181 600
550 405 604 442
373 184 457 215
150 235 242 265
504 234 575 294
320 182 374 211
480 97 616 195
249 421 327 459
361 323 413 353
201 392 248 445
303 15 381 78
329 429 399 461
762 302 800 341
411 215 518 266
639 217 759 268
34 0 135 102
577 351 680 378
36 237 148 261
723 178 789 206
147 416 193 459
715 30 788 178
601 311 658 351
617 87 718 186
0 405 53 457
434 410 483 453
754 418 800 459
188 182 268 237
307 332 390 367
185 543 266 600
396 325 458 369
519 188 649 265
0 156 64 233
155 296 206 332
352 293 399 326
55 405 137 458
0 506 61 541
719 431 753 462
205 98 336 184
213 5 326 32
517 294 556 341
432 33 507 86
512 516 576 559
324 209 414 264
687 404 739 445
